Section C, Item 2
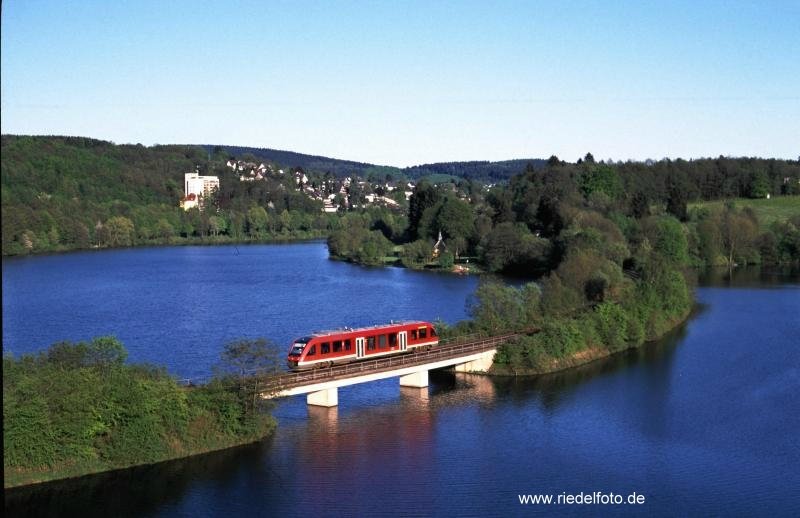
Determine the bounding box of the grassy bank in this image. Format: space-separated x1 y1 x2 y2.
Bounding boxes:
3 338 276 489
689 195 800 227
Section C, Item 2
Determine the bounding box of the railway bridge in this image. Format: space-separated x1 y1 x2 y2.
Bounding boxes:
262 333 520 407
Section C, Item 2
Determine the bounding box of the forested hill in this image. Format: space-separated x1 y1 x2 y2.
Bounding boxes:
404 159 547 182
201 144 544 182
201 144 375 177
2 135 202 206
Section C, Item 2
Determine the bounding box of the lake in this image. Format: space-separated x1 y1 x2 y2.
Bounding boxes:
2 243 479 380
3 244 799 516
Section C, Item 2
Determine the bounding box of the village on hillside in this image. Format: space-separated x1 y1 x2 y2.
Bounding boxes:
179 157 474 213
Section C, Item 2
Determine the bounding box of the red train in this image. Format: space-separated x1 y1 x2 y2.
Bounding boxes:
286 321 439 370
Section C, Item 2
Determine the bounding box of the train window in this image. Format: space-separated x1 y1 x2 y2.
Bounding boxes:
367 337 376 350
307 345 316 356
411 330 418 340
333 340 342 352
430 327 437 337
344 339 351 351
321 342 330 354
378 335 387 349
419 328 427 339
389 333 397 346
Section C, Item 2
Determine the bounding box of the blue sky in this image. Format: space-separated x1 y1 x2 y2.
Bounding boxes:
2 0 798 166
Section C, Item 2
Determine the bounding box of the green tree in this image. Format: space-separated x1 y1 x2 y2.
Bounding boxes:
155 219 175 241
400 239 432 268
105 216 135 247
208 215 227 237
646 216 689 265
580 165 622 200
720 205 759 265
407 181 442 240
482 222 549 273
666 176 689 222
246 206 268 237
468 280 523 333
354 230 393 266
220 338 281 413
747 170 770 198
434 197 474 257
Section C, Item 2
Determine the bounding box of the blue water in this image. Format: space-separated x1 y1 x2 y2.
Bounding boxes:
3 246 799 516
2 243 478 379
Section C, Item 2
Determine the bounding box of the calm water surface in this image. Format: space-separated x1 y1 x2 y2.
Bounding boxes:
2 243 478 379
3 245 799 516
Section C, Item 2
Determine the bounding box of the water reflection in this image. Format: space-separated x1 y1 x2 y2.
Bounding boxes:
5 441 269 518
699 265 800 287
485 318 688 415
399 385 430 403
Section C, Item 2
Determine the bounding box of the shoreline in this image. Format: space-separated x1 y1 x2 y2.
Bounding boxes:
1 232 329 259
3 419 276 490
487 307 694 378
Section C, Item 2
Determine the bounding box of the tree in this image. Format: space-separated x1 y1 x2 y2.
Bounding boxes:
85 336 128 369
407 181 441 240
246 206 268 237
468 280 523 333
438 251 455 268
747 170 770 198
208 215 226 237
580 165 622 201
354 230 393 266
630 190 650 218
105 216 135 247
433 197 474 256
666 176 689 222
646 216 689 265
279 209 292 233
400 239 432 268
155 219 175 241
220 338 281 413
720 205 759 266
482 222 549 273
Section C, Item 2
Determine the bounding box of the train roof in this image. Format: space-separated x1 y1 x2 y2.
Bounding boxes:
306 320 431 338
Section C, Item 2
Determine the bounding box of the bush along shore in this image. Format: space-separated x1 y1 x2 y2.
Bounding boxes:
3 337 278 489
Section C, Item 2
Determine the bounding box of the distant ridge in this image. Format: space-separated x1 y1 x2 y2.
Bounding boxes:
201 144 374 177
201 144 545 182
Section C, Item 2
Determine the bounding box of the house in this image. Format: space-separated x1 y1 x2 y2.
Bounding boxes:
180 193 199 210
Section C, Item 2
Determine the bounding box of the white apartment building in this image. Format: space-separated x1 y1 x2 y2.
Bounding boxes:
181 172 220 210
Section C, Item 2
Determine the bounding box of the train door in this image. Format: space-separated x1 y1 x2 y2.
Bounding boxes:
356 337 365 359
398 331 407 352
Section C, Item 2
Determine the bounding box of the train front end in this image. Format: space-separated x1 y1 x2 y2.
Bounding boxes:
286 337 311 370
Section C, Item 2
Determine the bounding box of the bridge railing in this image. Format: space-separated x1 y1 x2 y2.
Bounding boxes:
263 332 521 391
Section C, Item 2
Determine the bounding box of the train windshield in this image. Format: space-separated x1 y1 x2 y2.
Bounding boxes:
290 337 312 356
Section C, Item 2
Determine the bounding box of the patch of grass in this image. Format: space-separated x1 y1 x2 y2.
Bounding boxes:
690 196 800 226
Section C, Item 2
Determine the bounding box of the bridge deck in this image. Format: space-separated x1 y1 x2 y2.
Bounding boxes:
263 332 521 393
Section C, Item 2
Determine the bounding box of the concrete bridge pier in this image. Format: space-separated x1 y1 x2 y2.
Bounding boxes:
307 387 338 407
399 369 429 388
454 350 495 373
